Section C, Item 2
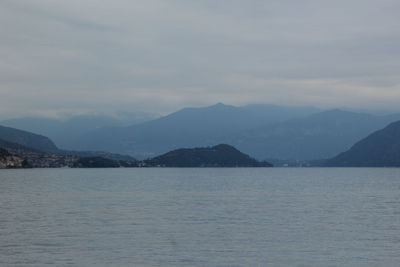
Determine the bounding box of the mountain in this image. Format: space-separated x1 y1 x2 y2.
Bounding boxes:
142 144 272 167
221 110 400 160
4 105 397 162
325 121 400 167
0 125 58 153
240 104 320 122
72 103 320 158
1 113 157 149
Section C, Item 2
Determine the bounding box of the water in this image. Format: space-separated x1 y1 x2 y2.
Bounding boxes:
1 168 400 266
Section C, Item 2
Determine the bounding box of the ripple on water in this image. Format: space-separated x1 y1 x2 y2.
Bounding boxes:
0 168 400 266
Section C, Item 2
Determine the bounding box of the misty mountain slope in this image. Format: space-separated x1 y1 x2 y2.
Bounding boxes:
72 103 320 158
0 137 41 153
240 104 321 121
220 110 400 160
0 125 58 153
0 124 136 161
325 121 400 167
1 113 157 149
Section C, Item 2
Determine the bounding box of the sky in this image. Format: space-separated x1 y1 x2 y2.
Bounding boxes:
1 0 400 118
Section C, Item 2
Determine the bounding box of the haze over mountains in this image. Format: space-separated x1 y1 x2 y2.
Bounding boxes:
70 104 400 160
2 103 400 163
70 104 321 158
222 109 400 160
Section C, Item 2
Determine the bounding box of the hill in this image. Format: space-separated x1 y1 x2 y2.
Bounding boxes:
143 144 272 167
325 121 400 167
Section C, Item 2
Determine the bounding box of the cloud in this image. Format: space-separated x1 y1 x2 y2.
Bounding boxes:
0 0 399 118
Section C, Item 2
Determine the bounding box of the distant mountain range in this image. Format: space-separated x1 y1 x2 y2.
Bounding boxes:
64 104 400 160
325 120 400 167
3 103 400 164
69 103 322 158
222 109 400 160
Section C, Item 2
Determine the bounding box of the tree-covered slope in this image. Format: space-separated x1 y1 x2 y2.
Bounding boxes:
0 148 10 158
73 157 121 168
0 125 58 153
144 144 272 167
325 121 400 167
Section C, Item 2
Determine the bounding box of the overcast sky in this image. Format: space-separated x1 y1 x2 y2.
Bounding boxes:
1 0 399 118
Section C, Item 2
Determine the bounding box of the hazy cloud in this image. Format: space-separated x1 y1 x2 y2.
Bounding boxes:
1 0 400 118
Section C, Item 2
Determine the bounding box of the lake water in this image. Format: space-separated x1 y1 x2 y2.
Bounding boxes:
1 168 400 266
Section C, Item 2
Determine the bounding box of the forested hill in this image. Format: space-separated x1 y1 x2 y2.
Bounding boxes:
143 144 272 167
325 121 400 167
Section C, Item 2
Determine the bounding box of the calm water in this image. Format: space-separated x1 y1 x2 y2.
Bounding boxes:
1 168 400 266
